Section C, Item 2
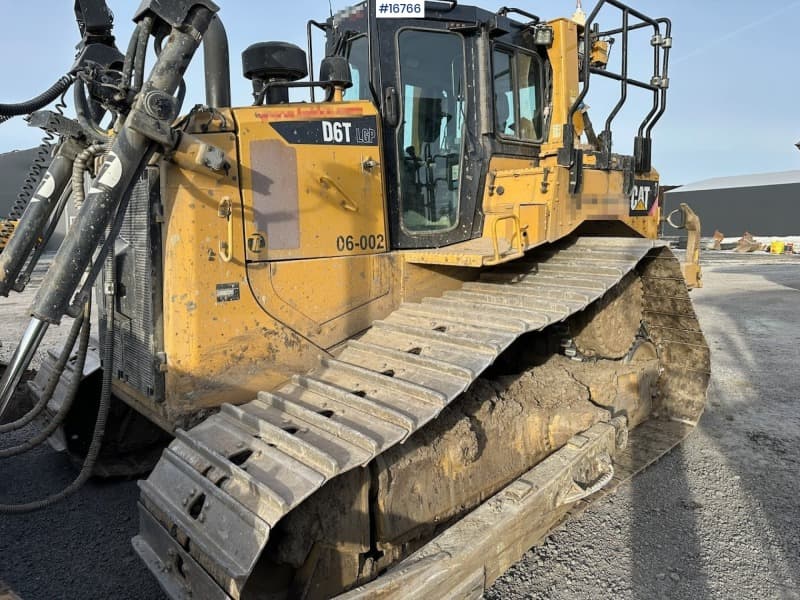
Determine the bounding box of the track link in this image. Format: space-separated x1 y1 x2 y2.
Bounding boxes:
133 238 710 600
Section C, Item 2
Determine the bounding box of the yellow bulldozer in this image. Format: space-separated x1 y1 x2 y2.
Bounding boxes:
0 0 709 598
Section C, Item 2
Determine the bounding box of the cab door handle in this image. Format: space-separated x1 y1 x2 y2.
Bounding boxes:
319 176 359 212
218 196 233 262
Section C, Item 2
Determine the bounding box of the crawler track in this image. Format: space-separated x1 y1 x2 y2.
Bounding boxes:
133 237 710 600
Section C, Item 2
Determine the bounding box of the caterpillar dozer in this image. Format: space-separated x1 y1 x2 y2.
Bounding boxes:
0 0 709 598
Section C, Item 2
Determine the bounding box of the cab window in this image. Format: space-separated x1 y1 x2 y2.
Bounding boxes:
492 49 516 136
493 46 543 142
344 36 371 101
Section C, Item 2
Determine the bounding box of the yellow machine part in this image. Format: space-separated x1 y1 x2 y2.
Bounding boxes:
129 8 709 600
0 220 17 251
127 102 395 425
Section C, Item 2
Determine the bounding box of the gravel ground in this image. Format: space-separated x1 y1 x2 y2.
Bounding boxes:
487 252 800 599
0 258 165 600
1 251 799 599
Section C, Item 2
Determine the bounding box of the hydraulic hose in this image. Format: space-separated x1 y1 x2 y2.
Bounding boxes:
0 299 113 514
132 17 154 94
74 80 110 143
0 75 75 117
120 24 143 99
0 308 85 434
72 143 105 210
0 300 90 459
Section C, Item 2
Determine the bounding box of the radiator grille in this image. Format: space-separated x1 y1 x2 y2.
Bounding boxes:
99 167 164 402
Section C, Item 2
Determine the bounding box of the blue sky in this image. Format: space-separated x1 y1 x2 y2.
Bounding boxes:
1 1 798 184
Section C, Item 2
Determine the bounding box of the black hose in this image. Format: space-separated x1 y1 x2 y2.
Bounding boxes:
0 309 85 434
0 299 114 514
0 300 90 459
175 79 187 115
74 80 110 143
120 24 143 98
0 75 75 117
133 17 154 94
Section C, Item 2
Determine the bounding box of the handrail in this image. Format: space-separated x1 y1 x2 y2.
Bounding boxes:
428 0 458 11
496 7 540 25
565 0 671 172
306 20 328 103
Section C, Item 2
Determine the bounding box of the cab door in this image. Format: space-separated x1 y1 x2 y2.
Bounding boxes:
376 16 482 249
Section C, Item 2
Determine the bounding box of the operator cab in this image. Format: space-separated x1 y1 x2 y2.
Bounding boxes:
323 2 551 249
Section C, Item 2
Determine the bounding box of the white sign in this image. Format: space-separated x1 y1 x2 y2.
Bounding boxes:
376 1 425 18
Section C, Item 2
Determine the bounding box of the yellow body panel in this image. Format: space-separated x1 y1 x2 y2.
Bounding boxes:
158 131 322 421
544 19 582 149
121 23 662 426
234 102 386 262
247 253 394 348
136 104 398 424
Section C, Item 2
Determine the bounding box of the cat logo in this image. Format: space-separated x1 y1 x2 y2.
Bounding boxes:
629 180 659 216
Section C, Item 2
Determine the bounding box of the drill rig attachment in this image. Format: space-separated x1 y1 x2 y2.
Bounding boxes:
0 0 218 420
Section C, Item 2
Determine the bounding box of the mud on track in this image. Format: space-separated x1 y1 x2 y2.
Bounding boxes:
2 252 799 599
487 253 800 599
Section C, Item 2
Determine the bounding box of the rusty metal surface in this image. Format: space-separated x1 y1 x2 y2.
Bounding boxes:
134 237 693 599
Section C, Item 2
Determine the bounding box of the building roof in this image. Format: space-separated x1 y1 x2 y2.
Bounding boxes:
669 170 800 194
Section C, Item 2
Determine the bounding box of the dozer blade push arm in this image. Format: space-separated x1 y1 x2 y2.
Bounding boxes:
0 0 218 420
665 203 703 288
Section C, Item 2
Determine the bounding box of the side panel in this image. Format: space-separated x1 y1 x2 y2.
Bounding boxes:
247 254 395 349
235 102 386 262
160 132 326 422
473 156 657 260
234 101 395 350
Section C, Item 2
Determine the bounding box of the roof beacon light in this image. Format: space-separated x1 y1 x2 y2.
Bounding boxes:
572 0 587 26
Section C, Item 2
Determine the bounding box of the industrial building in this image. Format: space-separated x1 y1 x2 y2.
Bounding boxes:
664 171 800 237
